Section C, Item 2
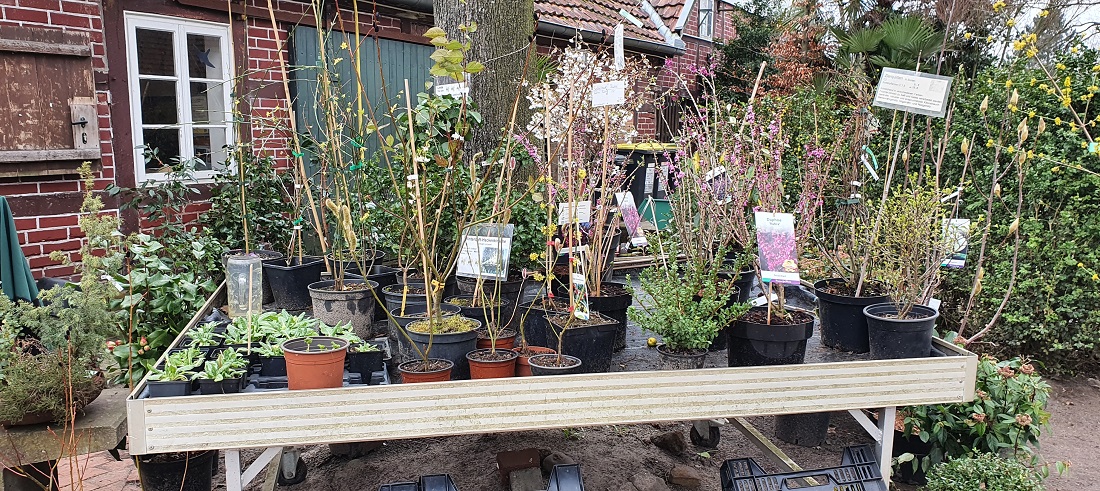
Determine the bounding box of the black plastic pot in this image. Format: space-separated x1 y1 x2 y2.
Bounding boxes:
528 354 584 376
197 376 244 395
456 275 526 305
263 256 325 311
327 249 386 276
223 249 284 305
444 295 513 331
656 344 707 370
864 303 939 360
404 318 480 380
893 430 933 485
588 282 632 352
258 356 287 377
695 285 742 352
717 268 756 304
548 313 618 374
774 412 830 447
381 284 430 313
348 348 384 377
386 303 462 366
308 279 379 339
815 278 890 353
134 450 216 491
147 381 191 398
516 299 568 348
727 307 814 367
362 266 401 321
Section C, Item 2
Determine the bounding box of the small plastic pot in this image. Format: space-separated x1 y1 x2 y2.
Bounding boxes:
281 336 348 390
146 380 191 398
263 256 325 311
864 303 939 360
656 344 707 370
527 354 583 376
398 358 454 383
258 356 287 377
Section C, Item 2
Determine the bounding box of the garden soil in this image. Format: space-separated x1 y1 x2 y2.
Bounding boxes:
212 279 1100 491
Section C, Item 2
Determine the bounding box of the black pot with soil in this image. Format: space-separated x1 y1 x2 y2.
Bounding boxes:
222 249 284 305
347 344 385 378
546 312 618 374
864 303 939 360
727 307 814 367
815 278 890 353
258 356 287 377
381 284 430 313
196 376 245 395
456 273 526 305
385 303 461 366
587 282 632 352
444 295 514 331
403 317 480 380
516 297 569 348
656 344 707 370
262 256 325 311
527 354 583 376
134 450 216 491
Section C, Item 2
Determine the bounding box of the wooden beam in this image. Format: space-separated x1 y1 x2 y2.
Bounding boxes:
0 149 101 164
0 26 91 57
0 38 91 57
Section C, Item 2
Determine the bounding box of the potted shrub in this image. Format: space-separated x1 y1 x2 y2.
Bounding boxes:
134 450 216 491
281 336 348 390
401 316 480 381
193 349 248 395
627 251 748 370
863 181 952 359
922 453 1044 491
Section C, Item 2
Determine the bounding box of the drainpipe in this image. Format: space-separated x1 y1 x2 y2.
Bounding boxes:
639 0 686 49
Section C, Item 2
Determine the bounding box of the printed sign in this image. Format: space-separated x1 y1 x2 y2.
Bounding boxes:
754 212 800 285
456 223 514 280
643 165 655 194
570 272 591 320
614 24 625 70
557 200 592 225
941 219 971 269
592 80 627 107
872 68 953 118
435 81 469 98
615 192 648 247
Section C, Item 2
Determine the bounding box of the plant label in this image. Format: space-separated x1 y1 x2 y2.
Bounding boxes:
644 165 656 194
558 201 592 225
456 223 514 280
941 218 970 268
615 192 648 247
754 212 800 285
570 272 591 321
872 67 953 118
592 80 626 107
614 24 625 70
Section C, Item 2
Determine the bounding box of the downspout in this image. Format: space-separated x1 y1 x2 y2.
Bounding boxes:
639 0 686 49
537 20 685 56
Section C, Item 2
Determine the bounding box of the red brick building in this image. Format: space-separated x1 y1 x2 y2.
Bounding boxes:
0 0 737 277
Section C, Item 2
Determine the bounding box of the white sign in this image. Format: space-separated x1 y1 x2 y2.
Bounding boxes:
615 192 648 247
435 81 469 98
941 219 970 269
872 68 953 118
591 80 626 107
557 201 592 224
643 165 655 194
614 24 625 70
455 224 514 280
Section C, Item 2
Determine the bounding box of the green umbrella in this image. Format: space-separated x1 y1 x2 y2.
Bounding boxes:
0 196 39 303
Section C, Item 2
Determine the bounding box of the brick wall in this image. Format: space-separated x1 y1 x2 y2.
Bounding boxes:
0 0 115 277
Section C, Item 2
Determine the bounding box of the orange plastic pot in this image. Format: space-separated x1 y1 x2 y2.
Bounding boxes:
282 336 348 390
466 349 519 379
398 358 454 383
476 330 517 350
512 345 556 377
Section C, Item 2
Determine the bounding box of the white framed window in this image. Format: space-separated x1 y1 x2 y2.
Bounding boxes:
124 12 234 182
698 0 715 40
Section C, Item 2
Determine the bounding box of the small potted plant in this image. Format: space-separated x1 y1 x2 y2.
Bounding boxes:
185 322 223 349
147 350 201 398
401 316 480 381
281 336 348 390
255 341 287 377
193 349 248 394
320 323 383 379
628 251 748 370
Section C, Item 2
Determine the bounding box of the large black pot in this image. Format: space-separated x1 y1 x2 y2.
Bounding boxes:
381 284 429 313
727 307 814 367
456 275 526 305
134 450 216 491
864 303 939 360
528 354 583 376
717 268 756 304
308 279 379 339
588 282 632 352
893 430 933 484
222 249 284 305
326 249 386 276
547 312 618 374
516 298 568 348
262 256 325 311
815 278 890 353
404 318 480 380
386 303 461 366
444 295 514 332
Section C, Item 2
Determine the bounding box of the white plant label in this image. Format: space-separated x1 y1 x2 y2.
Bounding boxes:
455 223 514 280
643 165 656 194
592 80 626 107
872 67 953 118
557 201 592 225
570 272 590 321
435 81 469 98
614 24 625 70
941 218 970 269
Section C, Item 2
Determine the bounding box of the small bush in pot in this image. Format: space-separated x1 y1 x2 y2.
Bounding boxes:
923 453 1044 491
628 252 747 370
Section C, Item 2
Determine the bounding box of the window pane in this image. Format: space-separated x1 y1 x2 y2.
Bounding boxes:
139 80 178 125
192 127 228 170
189 82 227 124
142 128 181 173
136 29 175 76
187 33 224 79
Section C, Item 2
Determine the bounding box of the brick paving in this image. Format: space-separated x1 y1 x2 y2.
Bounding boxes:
56 450 141 491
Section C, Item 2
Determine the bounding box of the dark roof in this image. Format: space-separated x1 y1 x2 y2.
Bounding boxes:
535 0 670 44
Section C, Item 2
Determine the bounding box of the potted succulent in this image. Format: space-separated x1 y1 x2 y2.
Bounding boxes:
281 336 348 390
193 349 248 395
863 181 952 359
628 249 748 370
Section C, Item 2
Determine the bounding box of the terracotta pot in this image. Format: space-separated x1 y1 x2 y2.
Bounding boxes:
476 328 516 350
398 358 454 383
281 336 348 390
512 346 556 377
466 349 518 379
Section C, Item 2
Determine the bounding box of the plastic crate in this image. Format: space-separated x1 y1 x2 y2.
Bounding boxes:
378 474 459 491
546 464 584 491
719 445 884 491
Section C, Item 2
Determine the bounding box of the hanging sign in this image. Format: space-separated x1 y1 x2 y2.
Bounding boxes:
455 223 514 279
615 192 648 247
592 80 627 107
614 24 625 70
872 67 953 118
754 212 800 285
941 219 971 269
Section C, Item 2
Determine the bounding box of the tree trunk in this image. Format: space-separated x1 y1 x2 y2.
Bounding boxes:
432 0 535 163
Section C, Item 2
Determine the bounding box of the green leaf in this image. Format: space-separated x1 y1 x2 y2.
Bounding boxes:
464 61 485 74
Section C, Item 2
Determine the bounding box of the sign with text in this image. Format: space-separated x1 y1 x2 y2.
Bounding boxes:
557 200 592 225
615 192 648 247
456 223 514 280
754 212 800 285
941 218 971 269
592 80 626 107
872 68 953 118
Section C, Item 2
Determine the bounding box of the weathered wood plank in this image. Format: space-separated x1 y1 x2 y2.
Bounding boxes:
0 387 128 467
0 25 91 57
0 149 101 163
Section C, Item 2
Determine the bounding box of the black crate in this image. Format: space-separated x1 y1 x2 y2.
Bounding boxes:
379 474 459 491
719 445 885 491
547 464 584 491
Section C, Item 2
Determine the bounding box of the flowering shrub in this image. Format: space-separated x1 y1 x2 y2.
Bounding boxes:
898 356 1050 467
924 453 1044 491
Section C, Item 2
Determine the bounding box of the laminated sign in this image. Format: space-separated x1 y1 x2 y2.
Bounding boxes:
754 212 800 285
615 192 648 247
456 223 514 280
941 219 971 268
592 80 626 107
872 67 953 118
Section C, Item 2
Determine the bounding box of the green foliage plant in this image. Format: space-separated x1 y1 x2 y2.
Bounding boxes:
194 349 247 382
924 453 1044 491
202 148 294 253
